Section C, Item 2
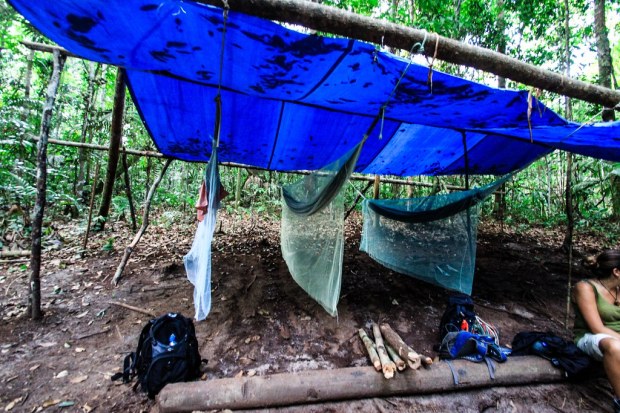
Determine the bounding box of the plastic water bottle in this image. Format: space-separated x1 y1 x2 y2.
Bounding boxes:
169 333 177 347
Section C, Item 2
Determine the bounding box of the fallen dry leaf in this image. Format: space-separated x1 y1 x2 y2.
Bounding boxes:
42 400 60 408
55 370 68 379
70 375 88 384
4 396 23 411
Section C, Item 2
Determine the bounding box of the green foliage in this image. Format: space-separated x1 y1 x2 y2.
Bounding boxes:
102 237 115 251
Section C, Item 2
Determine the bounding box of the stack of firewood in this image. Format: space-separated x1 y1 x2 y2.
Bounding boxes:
358 322 433 379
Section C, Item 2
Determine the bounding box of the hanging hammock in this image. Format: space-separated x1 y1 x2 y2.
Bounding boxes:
360 174 512 295
280 141 364 316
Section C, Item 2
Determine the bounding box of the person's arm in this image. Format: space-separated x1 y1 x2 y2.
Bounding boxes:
573 281 620 340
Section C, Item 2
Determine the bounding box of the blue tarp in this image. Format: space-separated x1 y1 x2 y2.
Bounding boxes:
9 0 620 175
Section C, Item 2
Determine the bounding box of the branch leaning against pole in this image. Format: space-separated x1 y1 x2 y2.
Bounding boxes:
112 158 173 286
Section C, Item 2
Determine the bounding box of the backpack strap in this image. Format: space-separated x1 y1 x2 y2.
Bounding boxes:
111 317 156 383
110 352 137 383
444 360 460 385
483 357 496 380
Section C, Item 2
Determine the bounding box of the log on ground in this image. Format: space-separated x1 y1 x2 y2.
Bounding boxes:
157 356 563 412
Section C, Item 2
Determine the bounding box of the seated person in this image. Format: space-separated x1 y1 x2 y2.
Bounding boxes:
572 249 620 413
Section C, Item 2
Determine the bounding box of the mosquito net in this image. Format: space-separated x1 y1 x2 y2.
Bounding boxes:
280 141 363 316
360 175 512 295
184 147 223 320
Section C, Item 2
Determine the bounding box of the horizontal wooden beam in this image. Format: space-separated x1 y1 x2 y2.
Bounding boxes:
157 356 563 412
195 0 620 109
9 136 468 190
21 40 78 58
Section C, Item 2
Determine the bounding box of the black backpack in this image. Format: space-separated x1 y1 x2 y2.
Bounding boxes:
438 293 477 342
112 312 204 398
511 331 592 381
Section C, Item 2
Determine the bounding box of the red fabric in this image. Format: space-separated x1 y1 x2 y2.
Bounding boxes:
196 180 229 222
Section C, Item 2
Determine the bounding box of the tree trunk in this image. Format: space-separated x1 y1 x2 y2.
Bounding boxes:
594 0 614 120
493 4 507 219
29 50 66 320
76 62 100 200
593 0 620 220
95 67 126 231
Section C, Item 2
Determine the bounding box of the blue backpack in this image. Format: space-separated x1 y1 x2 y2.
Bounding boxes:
439 331 509 363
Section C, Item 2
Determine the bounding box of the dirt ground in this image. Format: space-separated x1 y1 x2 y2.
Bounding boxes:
0 211 618 412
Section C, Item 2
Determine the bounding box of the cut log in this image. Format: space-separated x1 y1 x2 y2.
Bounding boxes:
385 344 406 371
358 328 381 371
372 323 396 379
379 323 421 370
157 356 564 412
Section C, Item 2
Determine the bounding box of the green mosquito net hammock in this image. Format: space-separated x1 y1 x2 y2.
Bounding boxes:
360 174 512 295
281 141 364 316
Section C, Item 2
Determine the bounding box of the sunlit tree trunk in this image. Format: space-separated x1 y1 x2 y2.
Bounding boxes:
562 0 574 253
29 50 66 320
594 0 620 219
493 0 507 221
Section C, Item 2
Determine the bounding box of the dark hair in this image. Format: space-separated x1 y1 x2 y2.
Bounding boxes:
583 249 620 278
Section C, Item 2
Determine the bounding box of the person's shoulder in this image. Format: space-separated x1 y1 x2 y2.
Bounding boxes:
573 279 596 295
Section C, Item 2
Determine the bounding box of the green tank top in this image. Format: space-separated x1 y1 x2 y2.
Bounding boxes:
573 280 620 342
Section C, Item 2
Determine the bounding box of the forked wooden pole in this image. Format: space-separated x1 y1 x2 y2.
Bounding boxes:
112 158 173 286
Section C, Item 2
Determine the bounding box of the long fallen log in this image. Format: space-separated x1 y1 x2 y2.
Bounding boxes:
157 356 563 412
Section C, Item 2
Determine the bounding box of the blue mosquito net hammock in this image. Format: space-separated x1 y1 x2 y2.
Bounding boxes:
360 174 512 295
280 140 364 316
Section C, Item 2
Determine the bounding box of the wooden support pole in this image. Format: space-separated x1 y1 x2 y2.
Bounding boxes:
29 49 66 321
112 158 173 286
121 147 137 231
82 163 100 250
157 357 564 412
373 175 381 199
13 136 474 191
193 0 620 108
